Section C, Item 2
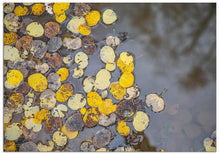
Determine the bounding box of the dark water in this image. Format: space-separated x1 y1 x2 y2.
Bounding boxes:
4 3 216 152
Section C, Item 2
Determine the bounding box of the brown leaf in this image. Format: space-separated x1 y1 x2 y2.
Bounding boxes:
65 113 84 131
82 36 96 54
45 53 63 68
74 3 91 17
16 35 33 51
44 22 60 38
45 117 63 134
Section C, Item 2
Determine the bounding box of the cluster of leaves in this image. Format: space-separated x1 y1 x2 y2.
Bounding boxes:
3 3 166 152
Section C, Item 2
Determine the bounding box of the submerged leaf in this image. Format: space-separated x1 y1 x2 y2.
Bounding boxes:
133 111 149 132
19 141 38 152
61 125 78 139
28 73 47 92
30 40 48 58
56 83 74 102
82 36 96 54
93 129 111 148
45 52 63 68
32 3 45 15
65 113 84 131
40 89 56 110
52 104 68 118
102 9 117 25
44 22 60 38
47 37 62 52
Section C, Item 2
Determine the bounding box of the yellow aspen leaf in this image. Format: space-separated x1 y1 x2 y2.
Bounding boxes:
26 22 44 37
67 16 86 34
83 107 100 128
33 109 50 124
80 107 87 115
102 9 117 25
95 69 111 90
98 99 116 115
4 141 16 152
100 46 115 64
109 82 126 100
53 3 70 16
87 91 102 107
56 83 74 102
56 67 69 82
133 111 149 132
6 93 24 110
37 141 54 152
32 3 45 16
68 93 86 110
85 10 101 26
7 69 23 85
55 13 66 23
4 3 15 14
14 5 28 16
117 57 134 73
120 52 133 65
117 121 130 136
145 93 165 113
23 3 33 6
61 125 78 139
105 62 116 72
78 24 91 35
28 73 48 92
4 32 18 45
53 131 67 147
119 72 134 88
5 123 23 140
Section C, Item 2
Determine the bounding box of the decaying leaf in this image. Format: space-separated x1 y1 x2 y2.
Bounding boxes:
33 109 50 124
16 35 33 51
56 67 69 82
75 51 89 69
74 3 91 16
4 141 16 152
44 52 63 68
98 98 116 115
26 22 44 37
109 82 126 100
93 129 111 148
72 68 84 78
106 36 120 47
105 62 116 72
67 16 86 34
117 57 134 73
65 113 84 131
48 37 62 52
80 140 96 152
4 13 22 32
119 72 134 88
4 107 13 124
45 117 62 134
52 104 68 118
25 118 42 132
100 46 115 64
47 72 61 91
63 37 82 50
45 3 53 15
85 10 101 26
16 82 30 95
102 9 117 25
55 13 67 23
37 141 54 152
83 107 100 128
98 113 116 127
7 69 23 85
22 126 39 140
44 22 60 38
145 93 165 113
61 125 78 139
95 69 111 90
116 99 136 120
78 24 91 36
30 40 48 59
87 91 102 107
5 123 23 140
53 3 70 16
124 85 140 100
4 45 22 62
23 104 39 118
28 73 47 92
4 3 15 14
19 141 38 152
32 3 45 15
83 76 95 93
35 63 49 74
4 32 18 45
14 5 28 16
117 120 130 136
68 93 86 110
203 137 216 152
133 111 149 132
82 36 96 54
101 90 108 99
40 89 56 110
63 55 73 65
6 93 24 110
96 148 108 152
53 131 67 146
56 83 74 102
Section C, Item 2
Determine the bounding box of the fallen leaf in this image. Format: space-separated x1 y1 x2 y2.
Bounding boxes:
44 22 60 38
4 13 22 32
117 120 130 136
83 76 95 93
7 69 23 85
98 98 116 115
37 141 54 152
26 22 44 37
80 140 96 152
102 9 117 25
56 83 74 102
56 67 69 82
93 129 111 148
63 37 82 50
75 51 89 69
45 3 53 15
98 113 116 127
65 113 84 131
4 45 22 62
28 73 48 92
5 123 23 140
45 117 62 134
133 111 149 132
61 125 78 139
47 72 61 91
25 118 42 132
16 35 33 51
72 68 84 78
109 82 126 100
30 40 48 58
44 52 63 68
35 63 49 74
14 5 28 16
100 46 115 64
95 69 111 90
124 85 140 100
119 72 134 88
106 36 120 47
74 3 91 16
40 89 56 110
68 93 86 110
32 3 45 15
116 99 136 120
83 107 100 127
82 36 96 54
4 32 18 45
4 141 16 152
87 91 102 107
85 10 101 26
19 141 38 152
78 24 91 36
145 93 165 113
52 104 68 118
53 131 67 146
4 3 15 14
67 16 86 34
47 37 62 52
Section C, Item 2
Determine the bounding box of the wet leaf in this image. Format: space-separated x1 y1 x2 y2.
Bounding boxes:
7 69 23 85
116 99 136 120
22 126 39 140
100 46 115 64
4 32 18 45
6 93 24 110
61 125 78 139
117 120 130 136
83 107 100 127
72 68 84 78
101 90 108 99
28 73 48 92
80 140 96 152
23 104 39 118
105 62 116 72
109 82 126 100
68 93 86 110
16 82 30 95
26 22 44 37
35 63 49 74
33 109 50 124
56 83 74 102
74 3 91 16
48 37 62 52
52 104 68 118
4 3 15 14
83 76 95 93
4 13 22 32
120 52 134 65
45 117 62 134
95 69 111 90
63 37 82 50
78 24 91 36
55 13 67 23
117 57 134 73
53 3 70 16
65 113 84 131
4 141 16 152
119 72 134 88
75 51 89 69
67 16 86 34
32 3 45 15
5 123 23 140
133 111 149 132
4 107 13 124
19 141 38 152
124 85 140 100
44 53 62 68
106 36 120 47
45 3 53 15
82 36 96 54
98 113 116 127
16 35 33 51
80 107 87 115
98 98 117 115
63 55 73 65
40 89 56 110
87 91 102 107
96 148 108 152
85 10 101 26
4 45 22 62
37 141 54 152
56 67 69 82
203 137 216 152
23 3 33 6
93 129 111 148
102 9 117 25
25 118 42 132
14 5 28 16
47 72 61 91
44 22 60 38
145 93 165 113
30 40 48 58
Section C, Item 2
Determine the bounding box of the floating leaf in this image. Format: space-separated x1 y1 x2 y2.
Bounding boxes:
4 107 13 124
116 99 135 120
63 37 82 50
117 57 134 73
100 46 115 64
80 140 96 152
4 45 22 62
98 113 116 127
75 51 89 69
96 148 108 152
117 120 130 136
124 85 140 100
133 111 149 132
63 55 73 65
45 117 62 134
105 62 116 72
14 5 28 16
87 91 102 107
95 69 111 90
7 69 23 85
6 93 24 110
47 72 61 91
16 35 33 51
56 67 69 82
40 89 56 110
72 68 84 79
68 93 86 110
23 3 33 6
4 13 22 32
28 73 47 92
33 109 50 124
19 141 38 152
5 123 23 140
4 141 16 152
78 24 91 36
4 32 18 45
83 76 95 93
102 9 117 25
56 83 74 102
82 36 96 54
44 22 60 38
47 37 62 52
101 90 108 99
44 52 63 68
98 99 116 115
35 63 49 74
30 40 48 58
203 137 216 152
52 104 68 118
83 107 100 127
120 52 133 65
74 3 91 16
106 36 121 47
119 72 134 88
80 107 87 115
37 141 54 152
25 118 42 132
61 125 78 139
109 82 126 100
23 105 39 118
22 126 39 140
26 22 44 37
65 113 84 131
4 3 15 14
93 129 111 148
55 13 67 23
32 3 45 15
53 3 70 16
145 93 165 113
67 16 86 34
85 10 101 26
53 131 67 147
